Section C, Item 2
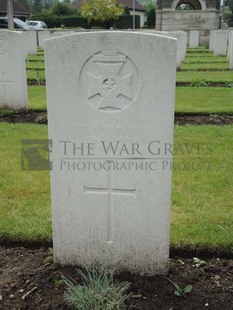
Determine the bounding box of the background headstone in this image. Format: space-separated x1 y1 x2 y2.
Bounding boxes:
38 30 51 50
24 30 37 55
45 31 177 275
209 30 216 51
213 30 229 56
189 30 199 48
229 32 233 70
227 30 233 60
0 30 28 110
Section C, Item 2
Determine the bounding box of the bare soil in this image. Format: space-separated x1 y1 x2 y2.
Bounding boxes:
1 111 233 126
0 246 233 310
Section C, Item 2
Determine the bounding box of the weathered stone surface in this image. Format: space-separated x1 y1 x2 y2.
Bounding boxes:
0 30 28 110
213 30 229 56
189 30 199 48
45 31 176 275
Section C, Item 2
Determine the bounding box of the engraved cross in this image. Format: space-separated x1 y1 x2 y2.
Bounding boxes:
0 72 12 100
84 165 136 244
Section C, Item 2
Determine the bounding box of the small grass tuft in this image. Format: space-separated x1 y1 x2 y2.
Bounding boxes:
192 257 206 268
167 278 192 297
63 268 131 310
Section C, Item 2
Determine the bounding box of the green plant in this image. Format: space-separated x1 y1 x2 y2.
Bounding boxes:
63 267 131 309
225 82 233 88
145 0 156 27
191 78 208 87
51 2 78 16
167 279 192 297
45 247 53 263
177 259 185 265
193 257 206 268
80 0 124 28
55 279 64 288
36 70 42 86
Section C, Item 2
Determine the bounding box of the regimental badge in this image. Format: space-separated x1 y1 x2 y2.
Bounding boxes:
80 42 140 112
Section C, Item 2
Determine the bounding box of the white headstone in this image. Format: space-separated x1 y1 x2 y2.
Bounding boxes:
38 30 51 49
167 31 185 69
178 31 187 61
229 32 233 70
45 31 176 275
189 30 199 48
213 30 229 56
0 30 28 109
50 30 77 38
209 30 216 51
227 30 233 60
25 30 37 55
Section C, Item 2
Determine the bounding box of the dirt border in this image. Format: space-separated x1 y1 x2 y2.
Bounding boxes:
1 238 232 259
1 111 233 125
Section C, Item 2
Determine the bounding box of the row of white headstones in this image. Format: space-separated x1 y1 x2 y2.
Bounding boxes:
0 29 232 274
1 29 232 111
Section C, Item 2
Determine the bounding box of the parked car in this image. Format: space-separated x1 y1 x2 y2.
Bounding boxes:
0 17 30 30
25 21 47 29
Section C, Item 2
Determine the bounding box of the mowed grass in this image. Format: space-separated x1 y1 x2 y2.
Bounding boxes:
177 70 233 82
26 61 45 70
27 55 45 62
181 62 229 70
171 125 233 250
176 87 233 114
0 123 232 250
27 70 45 81
27 85 233 114
186 52 213 57
0 123 51 242
184 56 228 63
28 86 47 110
27 70 233 83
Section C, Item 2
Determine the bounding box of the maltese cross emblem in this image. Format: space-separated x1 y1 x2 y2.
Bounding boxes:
80 43 139 112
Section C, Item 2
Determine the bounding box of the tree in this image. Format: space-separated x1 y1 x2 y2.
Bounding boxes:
51 2 78 16
224 0 233 24
32 0 43 13
144 0 156 27
19 0 31 11
81 0 124 28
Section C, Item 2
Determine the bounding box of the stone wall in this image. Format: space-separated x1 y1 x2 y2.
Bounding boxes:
156 10 220 45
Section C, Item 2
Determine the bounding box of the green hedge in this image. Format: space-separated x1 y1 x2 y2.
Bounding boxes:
31 14 140 29
116 15 140 29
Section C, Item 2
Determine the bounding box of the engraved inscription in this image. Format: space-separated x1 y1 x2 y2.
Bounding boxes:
84 165 136 243
0 72 12 101
0 36 8 56
80 44 140 112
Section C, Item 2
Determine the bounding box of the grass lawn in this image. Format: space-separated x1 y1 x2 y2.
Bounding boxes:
0 123 233 251
171 125 233 249
176 70 233 83
26 70 233 83
187 46 209 51
27 86 233 114
26 61 45 70
0 123 51 242
181 62 229 70
186 52 212 57
27 55 45 62
27 69 45 81
28 86 47 110
184 56 228 63
175 87 233 114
